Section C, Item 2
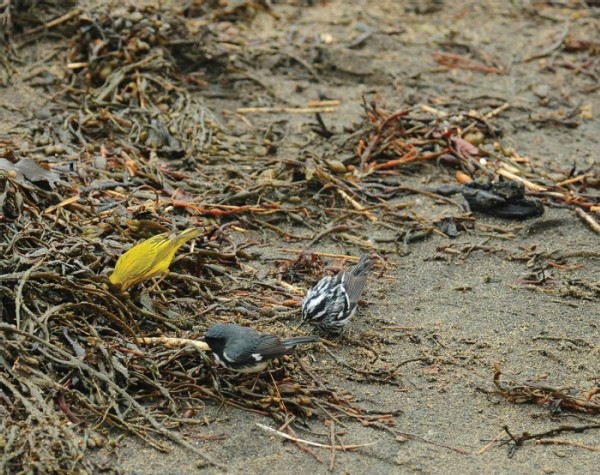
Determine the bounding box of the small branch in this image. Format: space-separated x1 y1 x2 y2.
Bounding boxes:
475 430 506 455
575 208 600 235
135 336 209 351
328 420 338 472
535 438 600 451
336 189 378 222
24 8 81 36
496 167 547 192
235 106 337 114
501 423 600 456
256 424 376 450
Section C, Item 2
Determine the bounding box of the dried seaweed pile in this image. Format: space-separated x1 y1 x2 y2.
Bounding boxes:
2 1 600 473
0 4 399 473
492 366 600 415
355 99 598 209
481 366 600 456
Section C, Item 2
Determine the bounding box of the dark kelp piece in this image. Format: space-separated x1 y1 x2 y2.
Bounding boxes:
462 179 544 219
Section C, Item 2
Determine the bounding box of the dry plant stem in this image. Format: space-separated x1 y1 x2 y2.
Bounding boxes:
306 100 340 107
496 167 547 191
502 423 600 454
285 425 323 463
493 366 600 414
235 107 337 114
256 424 376 450
535 439 600 451
135 336 210 351
556 173 594 187
369 422 469 455
294 354 325 387
432 51 504 74
321 345 387 377
336 189 378 222
23 8 81 36
460 103 510 137
475 429 507 455
328 420 337 472
575 208 600 235
309 224 352 247
281 249 363 261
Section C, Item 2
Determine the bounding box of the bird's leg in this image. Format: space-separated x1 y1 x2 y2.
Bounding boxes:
250 371 262 392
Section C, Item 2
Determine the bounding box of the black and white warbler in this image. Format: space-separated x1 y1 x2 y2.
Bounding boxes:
300 253 377 333
203 323 319 373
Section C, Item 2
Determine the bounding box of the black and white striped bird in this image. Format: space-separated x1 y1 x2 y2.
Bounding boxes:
301 254 377 333
203 323 319 373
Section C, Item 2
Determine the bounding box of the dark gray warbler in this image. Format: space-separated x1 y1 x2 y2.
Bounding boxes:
203 323 319 373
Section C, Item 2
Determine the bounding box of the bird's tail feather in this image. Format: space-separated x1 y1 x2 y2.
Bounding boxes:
350 253 377 277
172 228 201 245
282 336 320 348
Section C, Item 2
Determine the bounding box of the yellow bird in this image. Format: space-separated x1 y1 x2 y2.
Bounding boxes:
109 228 200 291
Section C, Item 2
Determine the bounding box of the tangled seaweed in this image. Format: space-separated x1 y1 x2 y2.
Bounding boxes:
1 1 599 473
492 366 600 415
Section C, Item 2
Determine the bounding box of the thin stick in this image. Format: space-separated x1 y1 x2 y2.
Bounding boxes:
294 355 325 387
394 430 470 455
24 8 81 36
496 167 547 192
278 415 296 433
286 424 323 463
556 173 593 187
575 208 600 235
309 224 352 247
484 102 510 119
256 423 376 450
135 336 209 351
336 189 378 222
43 195 80 215
328 420 337 472
306 100 341 107
235 107 337 114
476 430 506 455
280 249 362 261
536 439 600 451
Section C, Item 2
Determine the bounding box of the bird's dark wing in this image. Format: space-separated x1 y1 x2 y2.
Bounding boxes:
219 333 288 365
282 336 320 349
251 334 291 359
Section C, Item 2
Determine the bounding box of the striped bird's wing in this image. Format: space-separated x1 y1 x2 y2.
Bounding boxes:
341 271 370 307
302 276 349 322
344 254 376 306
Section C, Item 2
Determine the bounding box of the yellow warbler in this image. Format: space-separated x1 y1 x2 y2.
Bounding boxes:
109 228 200 291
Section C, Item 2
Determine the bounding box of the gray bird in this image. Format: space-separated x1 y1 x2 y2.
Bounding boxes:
203 323 319 373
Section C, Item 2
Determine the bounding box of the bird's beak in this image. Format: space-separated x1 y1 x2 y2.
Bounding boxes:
296 320 307 330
